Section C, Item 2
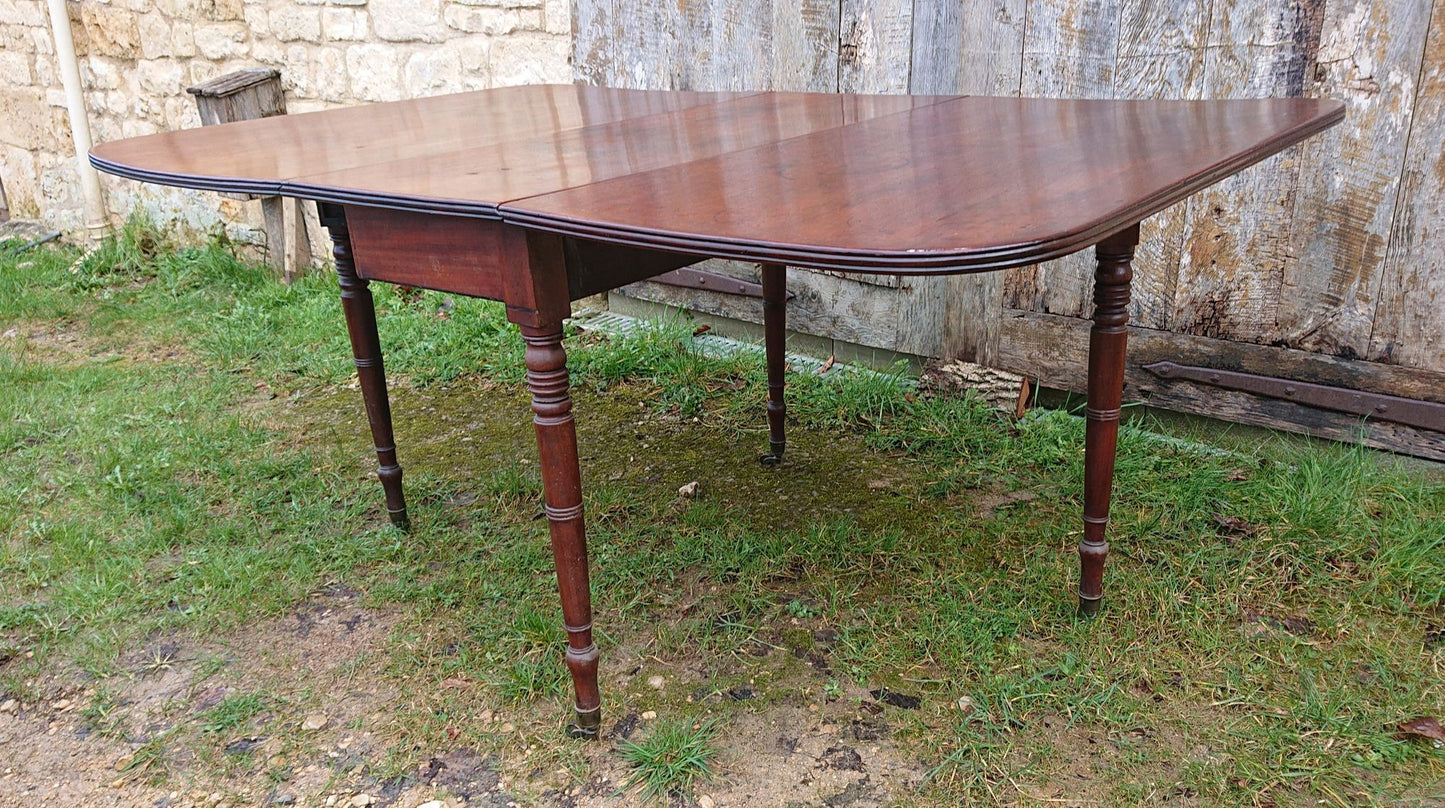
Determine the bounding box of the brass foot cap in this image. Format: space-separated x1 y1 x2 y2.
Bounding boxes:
759 442 785 467
1077 595 1102 618
566 708 602 740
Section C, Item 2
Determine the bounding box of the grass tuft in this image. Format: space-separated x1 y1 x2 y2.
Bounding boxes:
618 716 723 802
199 692 269 733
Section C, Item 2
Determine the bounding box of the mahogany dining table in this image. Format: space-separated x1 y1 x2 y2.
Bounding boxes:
90 84 1345 738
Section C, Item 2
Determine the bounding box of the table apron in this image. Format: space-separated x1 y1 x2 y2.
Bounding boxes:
344 205 510 300
343 205 708 303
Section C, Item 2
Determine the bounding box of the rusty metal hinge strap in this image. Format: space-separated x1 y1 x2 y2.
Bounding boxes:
1142 361 1444 433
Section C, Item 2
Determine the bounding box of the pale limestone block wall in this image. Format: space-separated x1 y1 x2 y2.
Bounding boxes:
0 0 571 245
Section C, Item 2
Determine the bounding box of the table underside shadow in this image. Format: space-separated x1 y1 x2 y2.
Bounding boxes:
315 207 1138 737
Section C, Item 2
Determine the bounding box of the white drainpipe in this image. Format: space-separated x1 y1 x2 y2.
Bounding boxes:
46 0 108 238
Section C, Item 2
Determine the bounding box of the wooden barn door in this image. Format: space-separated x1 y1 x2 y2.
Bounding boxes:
573 0 996 363
573 0 1445 459
985 0 1445 459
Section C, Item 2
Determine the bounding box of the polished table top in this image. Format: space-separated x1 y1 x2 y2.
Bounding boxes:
90 84 1344 274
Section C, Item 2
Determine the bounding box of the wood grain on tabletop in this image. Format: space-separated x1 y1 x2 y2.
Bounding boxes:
502 96 1343 271
88 84 746 198
90 84 1343 272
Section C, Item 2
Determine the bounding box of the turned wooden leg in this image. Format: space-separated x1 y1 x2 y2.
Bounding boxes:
522 324 602 738
760 263 787 466
500 227 600 738
317 203 409 531
1079 223 1138 616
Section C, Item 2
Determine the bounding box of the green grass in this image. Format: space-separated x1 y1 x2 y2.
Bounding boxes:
1 219 1443 805
199 692 269 733
618 716 723 802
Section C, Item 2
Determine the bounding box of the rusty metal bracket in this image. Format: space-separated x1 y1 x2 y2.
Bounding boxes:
651 267 795 300
1143 361 1445 433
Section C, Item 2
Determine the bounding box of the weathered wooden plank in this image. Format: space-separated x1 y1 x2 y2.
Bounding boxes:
570 0 616 85
260 195 286 276
1274 0 1433 360
838 0 914 94
282 196 312 282
1004 0 1123 322
1113 0 1211 330
898 266 1002 365
1020 0 1121 98
1371 0 1445 373
815 269 900 288
573 0 670 88
910 0 1027 96
679 0 771 90
908 0 1027 363
1007 310 1445 405
1170 0 1323 344
909 2 965 93
1135 385 1445 461
576 0 842 92
996 309 1445 460
1115 0 1208 100
772 0 843 91
620 264 923 355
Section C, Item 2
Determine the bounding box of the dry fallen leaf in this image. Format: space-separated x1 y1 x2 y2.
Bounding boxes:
818 355 835 375
692 324 712 336
678 481 700 499
1214 514 1261 537
1013 378 1032 419
1398 716 1445 743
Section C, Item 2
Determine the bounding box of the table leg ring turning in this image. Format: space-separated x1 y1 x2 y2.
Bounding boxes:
523 324 604 738
565 643 603 740
1078 224 1137 616
318 203 411 532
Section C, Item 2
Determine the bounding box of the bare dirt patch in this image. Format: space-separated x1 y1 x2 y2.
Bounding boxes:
0 585 517 808
545 703 926 808
3 319 190 369
2 604 932 808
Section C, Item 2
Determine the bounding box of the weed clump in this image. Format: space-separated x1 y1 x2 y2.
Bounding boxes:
618 716 723 802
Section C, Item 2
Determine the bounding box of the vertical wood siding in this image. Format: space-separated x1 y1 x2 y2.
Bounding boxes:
573 0 1445 375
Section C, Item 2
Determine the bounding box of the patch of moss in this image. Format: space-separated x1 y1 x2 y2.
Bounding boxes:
287 377 946 543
